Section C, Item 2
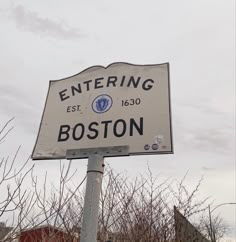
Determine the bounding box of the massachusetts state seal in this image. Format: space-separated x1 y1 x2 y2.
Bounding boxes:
92 94 113 114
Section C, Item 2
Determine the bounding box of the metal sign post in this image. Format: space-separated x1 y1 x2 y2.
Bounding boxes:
32 62 173 241
80 155 104 242
66 146 129 242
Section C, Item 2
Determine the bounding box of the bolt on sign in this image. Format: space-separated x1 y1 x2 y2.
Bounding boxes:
32 62 173 160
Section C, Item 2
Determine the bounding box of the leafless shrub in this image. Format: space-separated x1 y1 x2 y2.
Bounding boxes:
0 119 229 241
95 166 212 242
0 118 34 241
197 212 230 242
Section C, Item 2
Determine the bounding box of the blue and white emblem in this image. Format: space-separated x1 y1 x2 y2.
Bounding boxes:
92 94 113 114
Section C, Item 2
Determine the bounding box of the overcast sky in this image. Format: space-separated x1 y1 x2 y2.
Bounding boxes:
0 0 235 240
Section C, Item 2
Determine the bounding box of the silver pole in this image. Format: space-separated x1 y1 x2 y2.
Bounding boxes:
208 205 214 242
80 155 104 242
208 202 236 242
66 146 128 241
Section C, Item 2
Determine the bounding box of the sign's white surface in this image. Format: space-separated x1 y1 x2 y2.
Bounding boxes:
32 62 173 159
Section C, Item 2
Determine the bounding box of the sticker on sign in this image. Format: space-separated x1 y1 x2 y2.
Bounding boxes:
32 62 173 160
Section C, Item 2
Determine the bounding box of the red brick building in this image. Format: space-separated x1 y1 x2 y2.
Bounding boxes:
19 225 79 242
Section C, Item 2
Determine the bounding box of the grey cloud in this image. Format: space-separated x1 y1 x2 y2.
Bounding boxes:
191 128 233 153
9 4 82 40
0 84 40 135
191 126 233 155
173 99 235 155
201 166 215 171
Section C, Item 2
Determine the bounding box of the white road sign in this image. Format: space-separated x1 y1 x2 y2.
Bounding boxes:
32 62 173 160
